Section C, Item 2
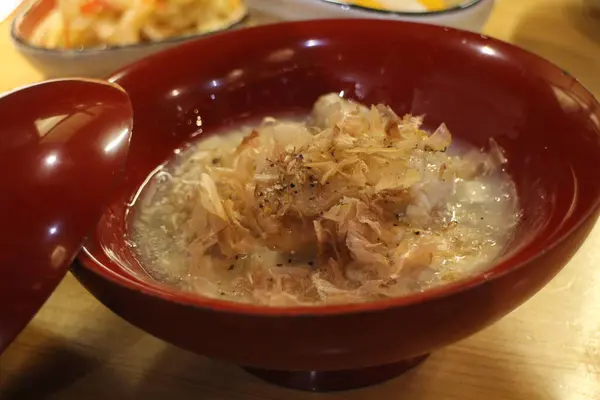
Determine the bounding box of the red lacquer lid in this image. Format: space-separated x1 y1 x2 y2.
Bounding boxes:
0 79 132 353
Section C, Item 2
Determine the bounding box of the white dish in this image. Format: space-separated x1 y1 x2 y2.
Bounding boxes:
247 0 495 33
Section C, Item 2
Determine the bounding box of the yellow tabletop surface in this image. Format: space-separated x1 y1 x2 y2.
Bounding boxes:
2 1 600 399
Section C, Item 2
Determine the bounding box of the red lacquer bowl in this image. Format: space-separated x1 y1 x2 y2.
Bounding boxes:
73 19 600 391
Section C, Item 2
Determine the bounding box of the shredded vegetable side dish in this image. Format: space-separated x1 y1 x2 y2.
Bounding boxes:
131 93 521 307
31 0 247 49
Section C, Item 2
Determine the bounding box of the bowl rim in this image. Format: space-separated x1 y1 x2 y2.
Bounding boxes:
318 0 490 17
0 77 127 99
10 0 249 56
77 18 600 318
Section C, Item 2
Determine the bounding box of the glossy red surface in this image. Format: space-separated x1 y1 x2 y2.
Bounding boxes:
73 20 600 390
0 79 132 354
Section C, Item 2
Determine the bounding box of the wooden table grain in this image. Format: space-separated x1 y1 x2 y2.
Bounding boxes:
2 1 600 399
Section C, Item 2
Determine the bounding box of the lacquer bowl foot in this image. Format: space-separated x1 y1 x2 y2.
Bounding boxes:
244 354 429 391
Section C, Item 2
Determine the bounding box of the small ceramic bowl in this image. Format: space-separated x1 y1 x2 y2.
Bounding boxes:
247 0 494 32
73 19 600 392
10 0 249 78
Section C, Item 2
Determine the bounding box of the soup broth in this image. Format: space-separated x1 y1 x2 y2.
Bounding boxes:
130 94 521 306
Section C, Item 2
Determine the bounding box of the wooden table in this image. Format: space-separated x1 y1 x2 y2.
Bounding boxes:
2 1 600 399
